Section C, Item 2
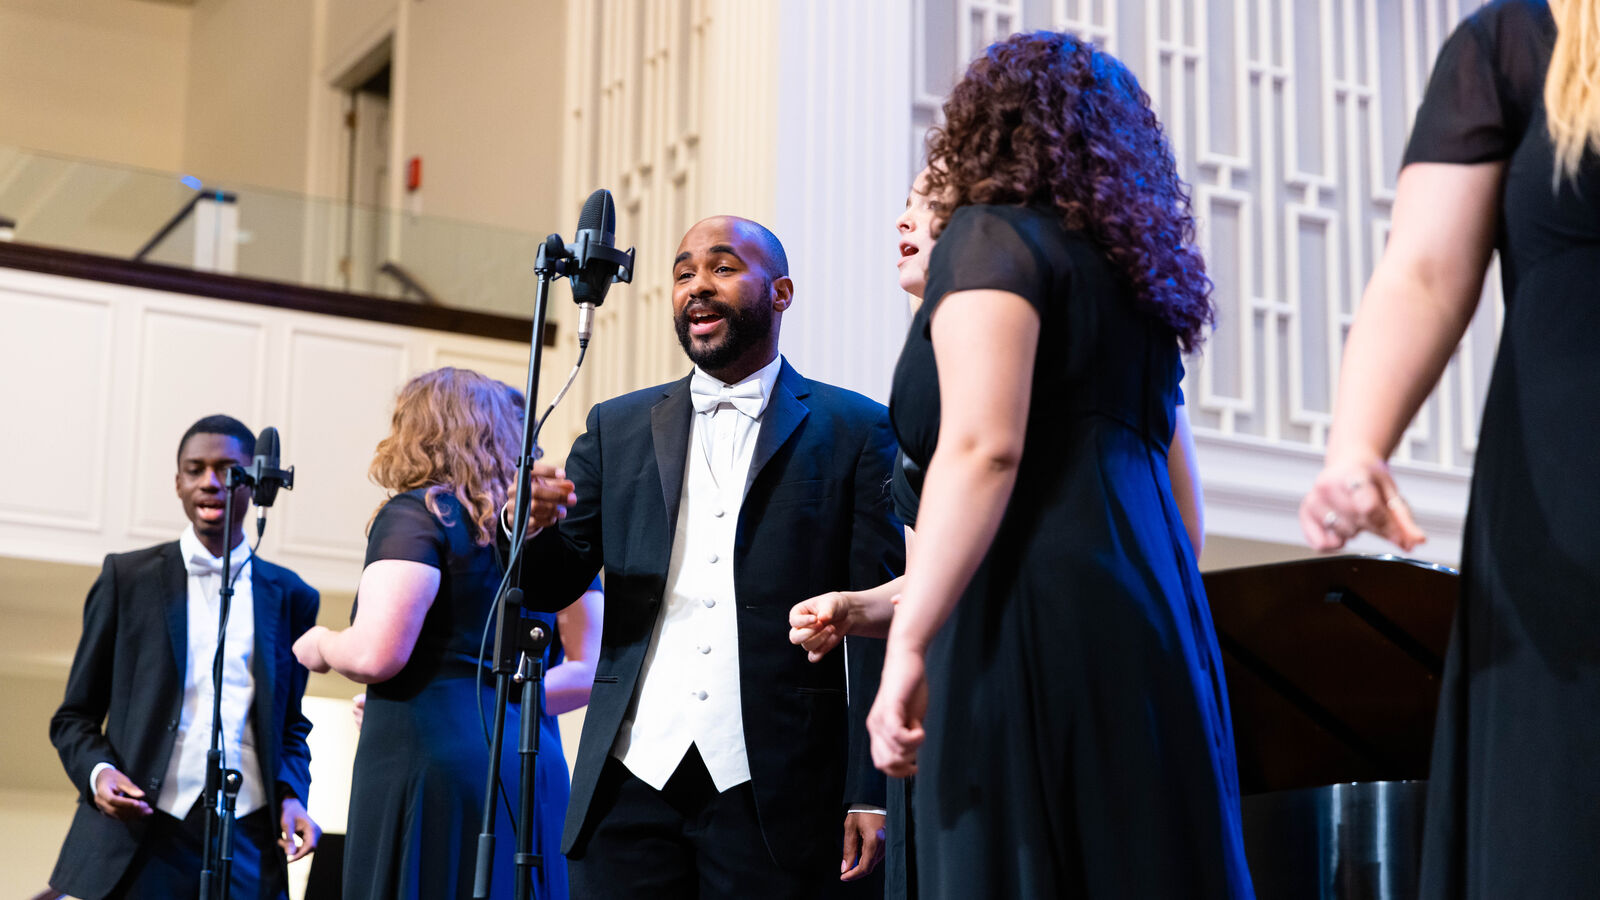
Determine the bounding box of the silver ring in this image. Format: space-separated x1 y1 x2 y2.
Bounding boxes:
1345 478 1367 493
1386 495 1407 510
1322 510 1340 530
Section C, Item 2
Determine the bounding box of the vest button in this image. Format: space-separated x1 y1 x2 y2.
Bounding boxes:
694 690 708 701
698 644 712 654
702 597 716 608
706 551 719 564
713 508 725 518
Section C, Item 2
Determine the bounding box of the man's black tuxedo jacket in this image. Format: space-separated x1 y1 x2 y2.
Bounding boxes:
526 359 903 872
48 541 320 900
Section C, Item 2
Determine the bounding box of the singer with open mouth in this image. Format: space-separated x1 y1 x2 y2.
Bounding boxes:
49 414 322 900
515 215 904 898
857 31 1253 898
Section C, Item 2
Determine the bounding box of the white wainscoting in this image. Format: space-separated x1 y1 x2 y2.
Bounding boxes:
0 266 541 593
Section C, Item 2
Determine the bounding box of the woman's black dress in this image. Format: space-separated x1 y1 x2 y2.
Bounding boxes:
886 451 923 900
1405 3 1600 896
342 489 569 900
888 204 1253 897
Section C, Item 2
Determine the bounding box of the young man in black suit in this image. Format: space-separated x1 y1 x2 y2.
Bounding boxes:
521 216 900 898
49 415 322 899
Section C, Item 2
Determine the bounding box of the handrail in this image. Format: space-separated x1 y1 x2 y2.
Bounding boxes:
377 260 442 305
132 188 237 261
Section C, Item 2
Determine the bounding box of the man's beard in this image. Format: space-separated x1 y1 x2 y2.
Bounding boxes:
674 280 774 372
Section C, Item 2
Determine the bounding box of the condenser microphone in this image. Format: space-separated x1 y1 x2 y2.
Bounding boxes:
248 426 294 535
566 189 635 347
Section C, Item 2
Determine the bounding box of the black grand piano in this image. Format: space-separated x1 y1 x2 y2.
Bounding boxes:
1203 555 1458 899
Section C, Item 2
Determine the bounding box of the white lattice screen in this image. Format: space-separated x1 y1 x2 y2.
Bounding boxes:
912 0 1499 477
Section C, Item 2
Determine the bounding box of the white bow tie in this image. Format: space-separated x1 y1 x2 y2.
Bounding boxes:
186 547 246 578
690 371 765 418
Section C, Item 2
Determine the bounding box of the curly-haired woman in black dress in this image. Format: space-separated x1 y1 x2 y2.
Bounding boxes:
789 164 1210 899
863 32 1252 897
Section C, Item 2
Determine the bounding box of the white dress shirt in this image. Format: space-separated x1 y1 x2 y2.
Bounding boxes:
91 526 264 816
611 354 784 792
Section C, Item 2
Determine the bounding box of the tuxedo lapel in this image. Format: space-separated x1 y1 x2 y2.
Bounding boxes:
744 360 810 496
650 375 694 542
161 544 188 682
251 564 281 720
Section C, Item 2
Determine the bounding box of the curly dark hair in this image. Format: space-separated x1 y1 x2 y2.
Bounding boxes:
925 31 1213 350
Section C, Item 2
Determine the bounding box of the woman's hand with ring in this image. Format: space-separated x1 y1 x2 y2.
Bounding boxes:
1300 452 1426 553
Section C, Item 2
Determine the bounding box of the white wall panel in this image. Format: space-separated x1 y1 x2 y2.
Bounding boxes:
430 341 534 399
128 307 266 541
0 290 112 531
275 328 409 568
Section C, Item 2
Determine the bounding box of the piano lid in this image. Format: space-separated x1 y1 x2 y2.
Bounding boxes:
1203 555 1458 795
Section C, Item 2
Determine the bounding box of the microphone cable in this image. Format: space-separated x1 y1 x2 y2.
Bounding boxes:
208 532 262 795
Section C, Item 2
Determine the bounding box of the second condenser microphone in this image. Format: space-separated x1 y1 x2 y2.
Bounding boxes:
566 188 635 345
248 426 294 535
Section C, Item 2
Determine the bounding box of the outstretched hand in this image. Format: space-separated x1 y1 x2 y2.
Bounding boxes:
1300 453 1426 553
790 585 900 662
789 592 852 662
291 626 332 674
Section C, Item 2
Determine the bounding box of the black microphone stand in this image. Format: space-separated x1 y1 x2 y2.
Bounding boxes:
473 233 569 900
200 466 253 900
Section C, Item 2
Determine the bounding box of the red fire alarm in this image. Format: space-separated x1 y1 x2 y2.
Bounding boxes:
406 156 423 192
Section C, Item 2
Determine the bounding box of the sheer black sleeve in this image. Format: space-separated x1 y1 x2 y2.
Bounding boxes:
365 491 446 569
1404 0 1553 166
923 205 1053 322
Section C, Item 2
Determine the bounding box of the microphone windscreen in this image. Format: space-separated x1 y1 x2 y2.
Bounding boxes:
253 426 282 509
577 188 615 236
256 426 279 463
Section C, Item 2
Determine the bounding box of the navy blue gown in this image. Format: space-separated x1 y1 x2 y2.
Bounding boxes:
888 205 1253 897
342 489 570 900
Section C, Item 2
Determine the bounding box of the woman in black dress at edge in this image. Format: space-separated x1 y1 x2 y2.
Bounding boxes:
788 168 1207 899
291 367 577 899
1299 2 1600 896
850 31 1251 898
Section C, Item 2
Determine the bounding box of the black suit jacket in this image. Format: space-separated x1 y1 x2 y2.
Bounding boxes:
525 359 902 871
48 541 320 900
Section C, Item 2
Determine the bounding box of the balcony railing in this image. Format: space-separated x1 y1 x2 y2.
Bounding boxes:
0 144 544 318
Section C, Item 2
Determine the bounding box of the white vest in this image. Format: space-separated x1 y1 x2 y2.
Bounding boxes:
610 358 783 791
